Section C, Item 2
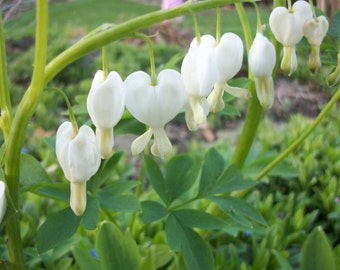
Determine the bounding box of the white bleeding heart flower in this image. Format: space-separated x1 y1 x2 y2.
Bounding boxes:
249 33 276 110
269 0 312 75
0 181 6 224
56 121 101 215
125 69 186 159
303 16 329 72
87 70 125 159
207 32 245 113
181 35 218 130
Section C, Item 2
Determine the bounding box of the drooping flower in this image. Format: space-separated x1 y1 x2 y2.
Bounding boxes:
269 0 312 75
87 70 125 159
56 121 101 215
207 32 245 113
248 32 276 110
0 181 6 224
181 35 218 130
124 69 186 158
303 16 329 72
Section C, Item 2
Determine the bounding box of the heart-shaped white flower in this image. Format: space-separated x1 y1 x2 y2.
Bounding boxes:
303 16 329 72
0 181 6 224
87 70 125 158
249 33 276 110
207 32 245 112
56 121 101 215
269 0 312 75
125 69 186 158
181 35 218 130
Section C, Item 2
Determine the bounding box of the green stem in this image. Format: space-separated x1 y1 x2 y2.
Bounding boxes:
102 46 108 79
256 87 340 180
215 7 221 44
134 33 157 85
5 1 48 269
231 3 263 168
43 0 247 84
0 12 12 142
231 84 263 167
45 87 79 134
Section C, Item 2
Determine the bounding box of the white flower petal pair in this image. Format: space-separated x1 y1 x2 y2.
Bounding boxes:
249 33 276 110
125 69 186 159
207 33 244 113
0 181 6 224
87 70 125 159
303 16 329 72
181 35 218 130
56 121 101 215
269 0 312 75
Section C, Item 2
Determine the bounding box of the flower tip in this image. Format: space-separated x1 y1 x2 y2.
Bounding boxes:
96 128 114 159
70 182 87 216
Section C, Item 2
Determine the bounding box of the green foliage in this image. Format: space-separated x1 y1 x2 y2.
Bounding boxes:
96 221 140 270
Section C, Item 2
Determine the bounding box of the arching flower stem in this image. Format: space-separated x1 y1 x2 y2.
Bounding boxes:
45 87 79 135
215 7 221 44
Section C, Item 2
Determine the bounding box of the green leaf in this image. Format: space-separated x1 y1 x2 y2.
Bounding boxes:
209 196 267 227
144 155 167 203
300 226 336 270
272 250 293 270
139 248 155 270
88 151 123 192
19 153 51 191
140 200 168 223
165 214 214 270
198 148 225 196
96 221 140 270
72 245 100 270
211 165 257 194
34 182 69 201
98 193 140 212
97 182 140 212
81 196 100 230
172 209 226 230
165 155 199 204
37 207 81 253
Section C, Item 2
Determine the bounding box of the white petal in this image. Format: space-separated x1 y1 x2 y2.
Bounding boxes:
254 76 274 110
56 122 101 183
223 84 251 99
96 127 114 159
70 182 87 216
303 16 329 46
181 35 218 97
215 33 244 83
269 1 312 46
87 71 125 129
125 70 186 128
207 83 225 113
281 46 298 76
249 33 276 77
0 182 6 224
151 128 173 159
131 128 153 156
185 96 209 131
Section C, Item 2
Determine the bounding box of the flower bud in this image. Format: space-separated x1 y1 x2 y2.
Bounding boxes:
87 70 125 158
249 33 276 110
0 181 6 224
328 52 340 87
56 121 101 215
303 16 329 73
125 69 186 158
269 0 312 75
